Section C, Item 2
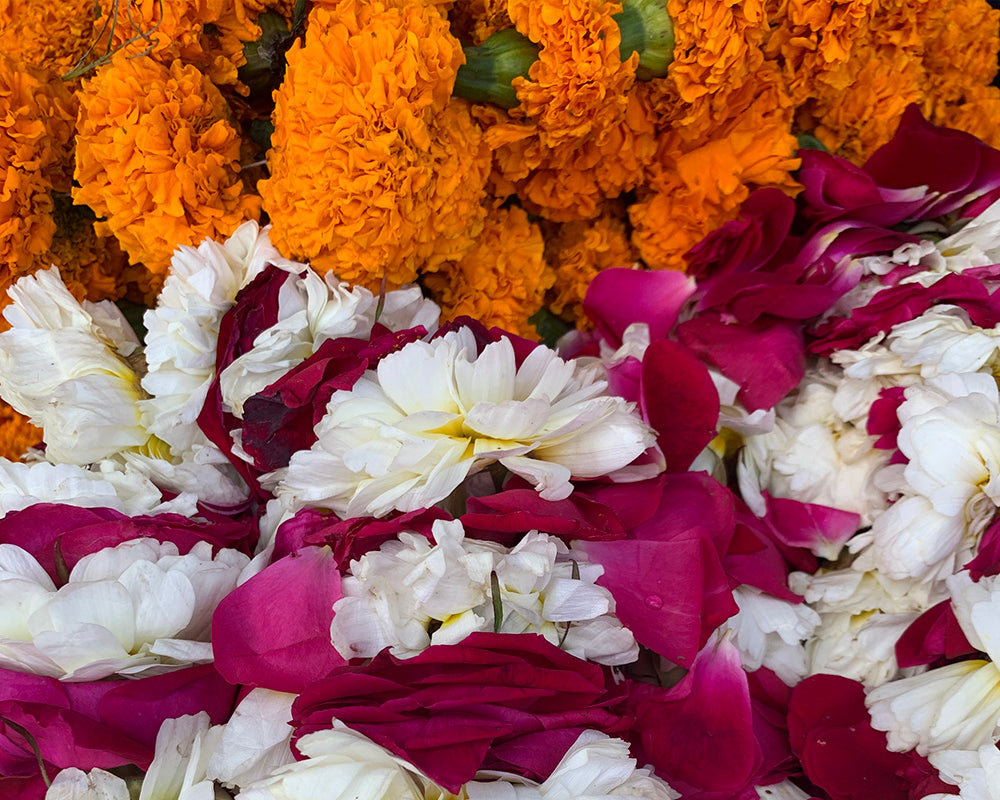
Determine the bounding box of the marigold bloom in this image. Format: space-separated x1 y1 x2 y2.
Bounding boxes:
260 2 490 290
642 0 769 143
480 91 658 221
0 54 76 281
95 0 261 90
545 210 636 326
934 85 1000 150
630 93 799 271
423 204 552 339
73 55 260 283
450 0 512 43
0 402 41 461
0 0 97 77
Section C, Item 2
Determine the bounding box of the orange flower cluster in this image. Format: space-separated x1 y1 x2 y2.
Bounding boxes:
0 54 77 287
630 86 800 272
94 0 263 91
423 204 552 339
260 0 491 290
0 401 41 462
74 54 260 299
766 0 1000 161
476 0 656 221
450 0 511 44
545 209 636 325
0 0 98 78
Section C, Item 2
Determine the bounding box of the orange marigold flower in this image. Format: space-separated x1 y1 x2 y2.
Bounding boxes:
44 199 130 304
932 84 1000 150
95 0 261 89
797 42 925 162
643 0 769 143
763 0 877 106
0 0 98 77
478 88 658 221
450 0 512 44
0 401 41 461
423 204 552 340
630 93 799 271
545 208 636 326
506 0 638 148
73 54 261 278
260 1 491 291
0 54 76 274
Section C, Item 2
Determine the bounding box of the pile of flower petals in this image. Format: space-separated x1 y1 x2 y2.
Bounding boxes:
10 106 1000 800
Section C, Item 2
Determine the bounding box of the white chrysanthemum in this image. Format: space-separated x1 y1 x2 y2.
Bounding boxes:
141 222 440 459
0 268 148 464
276 328 658 518
207 689 296 791
925 744 1000 800
870 373 1000 581
788 567 939 687
330 519 637 665
738 369 890 531
140 221 296 455
138 712 222 800
0 459 197 518
754 782 813 800
948 571 1000 666
238 725 451 800
866 659 1000 756
0 538 252 680
727 585 820 685
465 730 678 800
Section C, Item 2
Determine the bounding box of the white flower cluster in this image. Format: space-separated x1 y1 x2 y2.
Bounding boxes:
329 519 638 666
0 538 253 680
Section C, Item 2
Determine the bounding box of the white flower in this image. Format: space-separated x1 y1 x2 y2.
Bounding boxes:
0 268 148 464
276 329 658 518
947 571 1000 665
925 745 1000 800
727 585 820 685
330 519 637 665
140 221 295 456
788 567 940 688
139 713 222 800
206 689 297 790
869 373 1000 581
466 730 678 800
0 538 252 680
754 782 813 800
46 768 130 800
866 659 1000 755
238 725 450 800
738 369 890 529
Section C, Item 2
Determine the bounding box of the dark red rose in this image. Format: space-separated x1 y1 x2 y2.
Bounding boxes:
291 633 633 792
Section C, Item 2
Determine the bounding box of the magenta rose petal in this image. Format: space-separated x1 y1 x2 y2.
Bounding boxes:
641 340 720 473
212 546 346 693
633 636 756 793
583 268 696 347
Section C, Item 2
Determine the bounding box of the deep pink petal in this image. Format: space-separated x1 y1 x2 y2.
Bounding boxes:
763 493 860 557
641 341 720 473
583 268 696 348
212 546 346 693
895 600 976 668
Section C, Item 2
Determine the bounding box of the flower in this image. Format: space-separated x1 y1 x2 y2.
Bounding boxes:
239 724 446 800
73 54 261 284
0 53 77 278
545 209 637 327
0 268 149 465
275 327 658 518
0 0 97 78
422 204 552 340
329 519 638 665
259 2 490 290
628 87 800 271
0 537 252 680
291 632 633 791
